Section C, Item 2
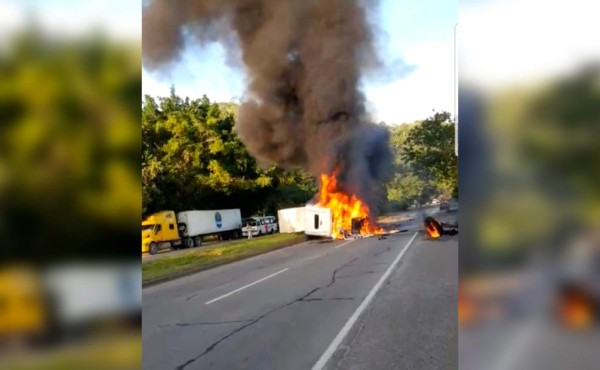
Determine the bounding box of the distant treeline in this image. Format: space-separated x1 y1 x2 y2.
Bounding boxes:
142 90 458 217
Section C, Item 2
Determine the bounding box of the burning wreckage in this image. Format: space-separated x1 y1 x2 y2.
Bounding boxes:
304 171 384 240
424 216 459 239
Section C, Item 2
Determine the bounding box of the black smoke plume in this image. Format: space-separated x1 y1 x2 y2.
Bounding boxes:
143 0 393 219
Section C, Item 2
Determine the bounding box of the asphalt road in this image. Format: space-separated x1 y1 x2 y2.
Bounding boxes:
460 318 600 370
143 217 457 370
459 267 600 370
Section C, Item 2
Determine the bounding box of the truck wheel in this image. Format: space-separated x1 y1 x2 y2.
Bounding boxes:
194 236 202 247
149 243 158 255
232 230 240 239
185 238 195 248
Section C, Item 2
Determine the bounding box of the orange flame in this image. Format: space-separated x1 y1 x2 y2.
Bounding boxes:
458 289 477 327
319 172 383 239
426 223 441 238
559 290 594 329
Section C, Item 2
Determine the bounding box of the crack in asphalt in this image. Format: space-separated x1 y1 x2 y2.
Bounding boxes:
301 297 356 302
337 270 382 279
326 257 360 288
373 246 392 257
158 319 254 328
172 256 361 370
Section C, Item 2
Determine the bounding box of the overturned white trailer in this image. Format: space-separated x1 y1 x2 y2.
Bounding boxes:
304 203 369 239
304 204 332 237
277 207 306 233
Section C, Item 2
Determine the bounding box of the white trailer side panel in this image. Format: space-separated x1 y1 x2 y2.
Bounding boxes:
277 207 306 233
177 209 242 237
304 205 332 237
44 263 140 326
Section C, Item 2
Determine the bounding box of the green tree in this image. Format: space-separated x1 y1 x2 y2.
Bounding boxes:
0 28 141 259
141 90 315 217
402 111 458 198
387 174 430 208
385 122 434 210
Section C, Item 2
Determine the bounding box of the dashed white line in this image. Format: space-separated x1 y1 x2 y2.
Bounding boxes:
304 254 323 261
490 320 539 370
204 268 289 305
334 240 355 249
311 232 419 370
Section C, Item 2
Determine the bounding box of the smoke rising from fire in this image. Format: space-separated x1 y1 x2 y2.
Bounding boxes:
143 0 393 218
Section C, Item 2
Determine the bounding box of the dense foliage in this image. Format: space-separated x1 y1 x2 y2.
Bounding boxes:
385 111 458 210
0 29 141 259
472 65 600 260
142 90 316 217
142 94 458 217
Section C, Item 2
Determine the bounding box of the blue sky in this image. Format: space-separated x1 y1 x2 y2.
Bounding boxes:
2 0 457 124
142 0 458 124
5 0 597 113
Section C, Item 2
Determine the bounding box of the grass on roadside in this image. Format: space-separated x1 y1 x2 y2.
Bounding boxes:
142 233 306 284
2 332 141 370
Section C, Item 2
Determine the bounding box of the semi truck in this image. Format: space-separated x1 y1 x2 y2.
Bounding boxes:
0 264 140 348
142 209 242 255
277 207 306 233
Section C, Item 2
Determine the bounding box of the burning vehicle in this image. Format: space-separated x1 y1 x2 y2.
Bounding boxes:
553 235 600 330
424 216 459 239
304 172 384 240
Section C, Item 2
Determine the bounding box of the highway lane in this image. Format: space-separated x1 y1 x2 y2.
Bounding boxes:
328 232 458 369
143 223 456 370
460 319 600 370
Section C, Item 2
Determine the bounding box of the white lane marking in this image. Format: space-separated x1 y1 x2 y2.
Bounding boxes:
204 268 289 305
490 320 539 370
334 240 355 249
305 254 322 261
311 232 419 370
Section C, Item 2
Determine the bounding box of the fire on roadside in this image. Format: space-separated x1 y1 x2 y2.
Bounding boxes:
424 217 442 239
318 172 383 239
558 286 595 330
426 223 441 238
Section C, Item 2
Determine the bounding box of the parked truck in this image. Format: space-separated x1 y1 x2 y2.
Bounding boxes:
142 209 242 255
0 264 140 348
277 207 306 233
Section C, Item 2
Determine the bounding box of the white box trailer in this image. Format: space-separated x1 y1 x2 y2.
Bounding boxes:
44 263 140 328
277 207 306 233
304 205 333 238
177 209 242 244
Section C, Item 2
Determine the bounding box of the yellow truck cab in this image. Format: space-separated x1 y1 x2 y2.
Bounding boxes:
142 209 243 255
142 211 180 255
0 267 48 344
